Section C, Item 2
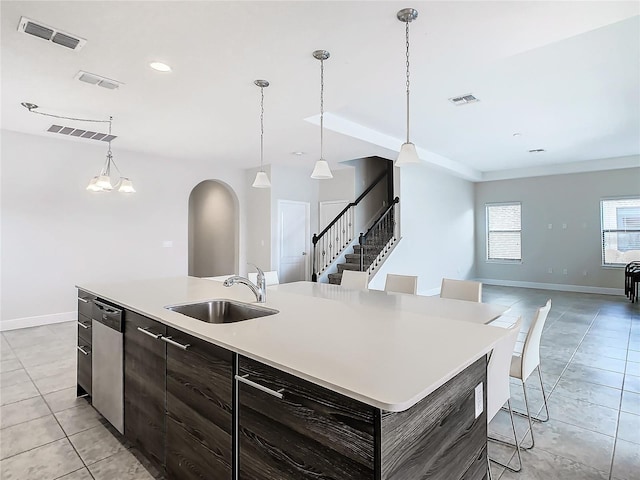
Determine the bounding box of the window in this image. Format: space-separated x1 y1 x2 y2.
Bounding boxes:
601 197 640 266
486 203 522 262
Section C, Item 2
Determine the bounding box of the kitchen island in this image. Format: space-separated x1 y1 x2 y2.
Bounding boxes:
76 277 512 480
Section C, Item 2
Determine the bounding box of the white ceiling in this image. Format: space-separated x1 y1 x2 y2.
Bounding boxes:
2 1 639 181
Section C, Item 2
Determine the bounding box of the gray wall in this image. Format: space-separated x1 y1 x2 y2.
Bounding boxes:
475 167 640 289
352 157 392 233
0 130 247 327
188 180 238 277
369 163 476 294
245 166 272 271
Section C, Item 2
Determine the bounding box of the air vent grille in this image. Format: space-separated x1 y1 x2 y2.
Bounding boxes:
528 149 546 153
47 124 116 142
75 71 123 90
449 94 480 106
18 17 86 50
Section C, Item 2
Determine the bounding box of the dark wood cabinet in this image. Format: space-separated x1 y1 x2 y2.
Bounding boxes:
76 290 95 397
165 327 233 480
124 311 167 469
238 356 376 480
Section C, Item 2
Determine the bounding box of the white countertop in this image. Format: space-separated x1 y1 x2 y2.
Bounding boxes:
77 277 511 412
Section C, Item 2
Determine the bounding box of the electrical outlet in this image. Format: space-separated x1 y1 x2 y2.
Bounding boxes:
548 267 553 274
162 240 173 248
583 270 588 276
548 223 553 229
562 223 567 229
474 383 484 419
563 269 568 275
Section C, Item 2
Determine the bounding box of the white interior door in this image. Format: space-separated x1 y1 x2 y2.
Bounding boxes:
278 200 310 283
319 200 349 232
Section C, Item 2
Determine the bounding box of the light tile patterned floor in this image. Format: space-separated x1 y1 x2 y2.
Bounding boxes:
0 286 638 479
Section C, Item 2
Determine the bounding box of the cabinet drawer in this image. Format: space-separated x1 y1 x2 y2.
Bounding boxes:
166 417 231 480
238 357 375 479
77 290 95 318
166 327 232 459
77 335 92 395
77 314 92 344
124 311 166 468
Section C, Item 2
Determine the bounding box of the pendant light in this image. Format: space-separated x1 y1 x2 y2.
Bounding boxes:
252 79 271 188
395 8 420 166
20 103 135 193
310 50 333 179
87 116 136 193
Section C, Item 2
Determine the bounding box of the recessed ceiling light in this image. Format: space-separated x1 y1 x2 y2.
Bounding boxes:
149 62 171 72
512 133 521 137
528 148 546 153
291 151 305 156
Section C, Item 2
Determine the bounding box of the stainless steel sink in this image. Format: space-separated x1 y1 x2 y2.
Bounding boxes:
165 299 278 324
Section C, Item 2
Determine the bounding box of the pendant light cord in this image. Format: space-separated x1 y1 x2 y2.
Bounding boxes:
260 85 265 171
22 104 110 124
320 57 325 161
102 116 122 178
405 20 411 144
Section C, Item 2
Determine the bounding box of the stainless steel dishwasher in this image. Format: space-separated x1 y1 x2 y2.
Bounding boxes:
91 299 124 434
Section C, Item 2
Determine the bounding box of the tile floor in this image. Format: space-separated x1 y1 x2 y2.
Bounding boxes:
0 285 638 479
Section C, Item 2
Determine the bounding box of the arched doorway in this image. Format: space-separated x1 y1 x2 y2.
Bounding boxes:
188 180 239 277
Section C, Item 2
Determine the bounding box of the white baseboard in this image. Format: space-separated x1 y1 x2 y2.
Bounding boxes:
0 311 76 332
476 278 624 296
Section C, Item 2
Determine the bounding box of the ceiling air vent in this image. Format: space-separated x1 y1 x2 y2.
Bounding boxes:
448 94 480 106
47 124 116 142
75 71 123 90
17 17 86 51
528 149 546 153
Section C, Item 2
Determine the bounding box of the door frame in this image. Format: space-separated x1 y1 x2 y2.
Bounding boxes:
276 200 311 281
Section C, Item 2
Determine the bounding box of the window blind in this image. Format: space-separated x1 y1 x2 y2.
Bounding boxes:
601 197 640 265
487 203 521 261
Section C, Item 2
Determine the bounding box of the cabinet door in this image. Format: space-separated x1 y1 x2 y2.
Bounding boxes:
165 327 233 480
238 357 375 480
124 311 166 468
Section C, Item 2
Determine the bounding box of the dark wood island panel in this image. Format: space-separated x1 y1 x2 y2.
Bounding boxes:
380 357 487 480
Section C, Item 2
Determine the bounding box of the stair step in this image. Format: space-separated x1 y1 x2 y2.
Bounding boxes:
337 263 363 273
345 253 376 263
328 273 342 285
353 244 385 253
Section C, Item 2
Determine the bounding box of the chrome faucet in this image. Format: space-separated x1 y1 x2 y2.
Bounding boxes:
223 265 267 303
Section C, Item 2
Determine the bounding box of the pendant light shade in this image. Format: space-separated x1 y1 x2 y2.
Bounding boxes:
395 142 419 167
118 178 136 193
396 8 421 167
311 160 333 180
252 79 271 188
252 170 271 188
311 50 333 180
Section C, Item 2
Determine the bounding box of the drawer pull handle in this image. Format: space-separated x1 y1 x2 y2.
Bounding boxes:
235 374 284 399
77 345 90 356
77 321 90 329
78 297 89 303
136 327 162 339
161 336 190 350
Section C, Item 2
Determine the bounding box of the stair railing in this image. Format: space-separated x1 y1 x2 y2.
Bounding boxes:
358 197 400 273
312 170 388 281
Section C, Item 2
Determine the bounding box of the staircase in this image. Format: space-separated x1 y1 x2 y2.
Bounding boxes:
327 200 398 284
312 157 399 283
